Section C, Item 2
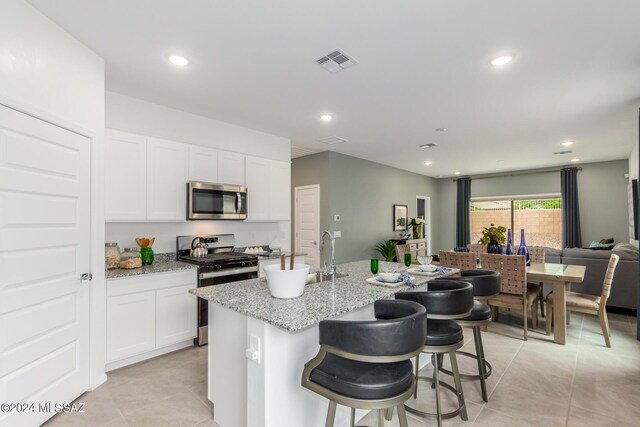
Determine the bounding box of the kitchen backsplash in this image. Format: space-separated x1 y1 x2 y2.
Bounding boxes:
105 221 290 254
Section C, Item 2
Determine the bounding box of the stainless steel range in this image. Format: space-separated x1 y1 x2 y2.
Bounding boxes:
177 234 258 345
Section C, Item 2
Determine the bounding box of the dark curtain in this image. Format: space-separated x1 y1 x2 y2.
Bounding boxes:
456 178 472 247
561 167 582 248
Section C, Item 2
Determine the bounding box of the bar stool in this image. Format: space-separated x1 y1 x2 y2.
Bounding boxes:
301 299 427 427
395 280 474 427
433 269 501 402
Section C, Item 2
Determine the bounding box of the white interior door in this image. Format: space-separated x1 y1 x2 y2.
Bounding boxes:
295 185 320 269
0 105 91 426
416 196 431 254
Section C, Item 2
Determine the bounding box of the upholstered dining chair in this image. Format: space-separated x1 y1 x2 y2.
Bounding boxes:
396 244 411 263
482 253 539 340
546 254 620 347
527 246 546 317
439 251 477 271
467 243 487 257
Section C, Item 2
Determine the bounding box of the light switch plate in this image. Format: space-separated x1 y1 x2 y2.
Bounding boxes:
334 231 342 238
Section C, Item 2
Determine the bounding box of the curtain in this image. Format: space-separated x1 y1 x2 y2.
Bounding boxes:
561 167 582 248
456 178 472 248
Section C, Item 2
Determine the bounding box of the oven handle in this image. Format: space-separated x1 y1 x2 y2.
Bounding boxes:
199 265 258 280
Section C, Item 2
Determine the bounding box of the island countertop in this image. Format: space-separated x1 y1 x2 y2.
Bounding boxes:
190 260 458 332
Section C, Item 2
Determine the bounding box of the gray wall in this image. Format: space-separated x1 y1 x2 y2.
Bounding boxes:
434 160 630 251
292 152 438 264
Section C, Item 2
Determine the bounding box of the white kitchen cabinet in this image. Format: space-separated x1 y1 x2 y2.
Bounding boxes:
218 151 245 186
269 160 291 220
106 270 198 369
156 285 197 347
105 130 147 220
245 156 270 220
106 290 156 362
147 137 187 221
258 256 305 278
188 145 218 183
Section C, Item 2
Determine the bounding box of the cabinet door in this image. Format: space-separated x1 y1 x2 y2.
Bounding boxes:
245 156 270 220
105 130 147 220
147 137 187 221
217 151 245 186
269 160 291 220
188 145 218 183
107 291 156 362
156 285 197 347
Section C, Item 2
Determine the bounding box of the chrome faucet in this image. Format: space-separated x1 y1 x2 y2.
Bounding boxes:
320 230 337 286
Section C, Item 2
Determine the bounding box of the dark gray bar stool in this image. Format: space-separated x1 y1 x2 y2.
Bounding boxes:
433 269 501 402
301 299 427 427
395 280 474 427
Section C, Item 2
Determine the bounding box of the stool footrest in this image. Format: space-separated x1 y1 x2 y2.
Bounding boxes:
404 375 466 420
437 351 492 380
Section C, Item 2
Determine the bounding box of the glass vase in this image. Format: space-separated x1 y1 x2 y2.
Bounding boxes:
140 247 154 265
517 229 530 266
505 229 514 255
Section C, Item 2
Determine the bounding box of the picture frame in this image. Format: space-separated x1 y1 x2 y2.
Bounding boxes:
393 204 408 231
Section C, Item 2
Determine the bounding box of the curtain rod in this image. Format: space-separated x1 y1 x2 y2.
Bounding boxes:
453 166 582 181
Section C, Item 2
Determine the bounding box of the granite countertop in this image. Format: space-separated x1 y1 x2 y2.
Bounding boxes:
106 260 197 280
190 260 459 332
257 252 308 260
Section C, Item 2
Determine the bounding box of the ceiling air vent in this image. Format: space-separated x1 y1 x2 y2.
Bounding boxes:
419 143 437 149
554 150 573 155
319 136 347 145
315 49 357 73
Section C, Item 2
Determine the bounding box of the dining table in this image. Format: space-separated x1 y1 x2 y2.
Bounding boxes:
526 262 586 345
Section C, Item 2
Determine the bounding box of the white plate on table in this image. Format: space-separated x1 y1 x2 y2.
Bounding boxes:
406 267 440 276
366 277 407 288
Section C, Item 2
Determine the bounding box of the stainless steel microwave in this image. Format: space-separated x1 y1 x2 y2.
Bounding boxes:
187 182 247 220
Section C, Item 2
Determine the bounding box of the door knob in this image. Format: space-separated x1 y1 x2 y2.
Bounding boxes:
313 241 317 245
80 273 93 283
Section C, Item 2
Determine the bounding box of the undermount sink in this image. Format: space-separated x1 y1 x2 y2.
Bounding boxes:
306 272 348 284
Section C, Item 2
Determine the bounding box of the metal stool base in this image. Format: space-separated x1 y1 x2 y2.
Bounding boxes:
437 351 492 380
404 375 466 420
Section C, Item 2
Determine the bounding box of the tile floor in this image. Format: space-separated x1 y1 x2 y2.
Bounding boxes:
46 311 639 427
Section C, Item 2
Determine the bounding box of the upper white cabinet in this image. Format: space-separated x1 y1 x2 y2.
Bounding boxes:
245 156 270 220
218 151 245 186
105 130 147 220
269 160 291 220
147 137 187 221
188 145 218 183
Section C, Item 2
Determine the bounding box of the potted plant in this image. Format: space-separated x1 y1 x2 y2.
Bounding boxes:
479 223 507 254
409 217 425 239
375 240 398 262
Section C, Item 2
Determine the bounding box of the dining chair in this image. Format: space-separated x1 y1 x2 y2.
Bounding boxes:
527 246 546 317
439 251 477 271
396 244 411 263
482 253 539 340
467 243 487 257
546 254 620 347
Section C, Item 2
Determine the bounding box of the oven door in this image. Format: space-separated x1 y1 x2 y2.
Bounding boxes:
188 181 247 220
196 265 258 345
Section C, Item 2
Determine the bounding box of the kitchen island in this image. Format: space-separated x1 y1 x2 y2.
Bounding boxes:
191 260 458 427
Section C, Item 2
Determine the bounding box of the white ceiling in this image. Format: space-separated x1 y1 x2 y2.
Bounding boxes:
29 0 640 177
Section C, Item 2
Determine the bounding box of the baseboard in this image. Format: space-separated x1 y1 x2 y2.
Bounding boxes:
105 340 195 372
606 306 637 317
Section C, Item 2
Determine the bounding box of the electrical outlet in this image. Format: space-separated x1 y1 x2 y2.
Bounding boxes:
246 334 261 364
334 214 340 222
334 231 342 238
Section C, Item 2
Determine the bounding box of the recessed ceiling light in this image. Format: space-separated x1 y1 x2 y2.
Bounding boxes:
571 158 580 163
320 114 333 122
491 55 513 67
454 171 461 175
562 140 574 146
419 143 437 149
435 128 446 132
168 55 189 66
424 161 432 166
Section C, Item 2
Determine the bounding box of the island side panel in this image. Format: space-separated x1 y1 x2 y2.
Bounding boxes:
209 303 248 427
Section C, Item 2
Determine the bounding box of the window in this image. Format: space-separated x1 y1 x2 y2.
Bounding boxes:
470 197 562 249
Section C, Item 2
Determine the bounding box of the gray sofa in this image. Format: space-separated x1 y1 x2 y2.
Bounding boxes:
543 244 638 310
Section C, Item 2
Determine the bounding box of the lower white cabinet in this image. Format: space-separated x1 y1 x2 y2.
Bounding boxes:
156 285 198 347
106 270 197 369
106 291 156 362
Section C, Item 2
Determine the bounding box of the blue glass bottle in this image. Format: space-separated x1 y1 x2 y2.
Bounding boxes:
517 228 530 266
505 229 514 255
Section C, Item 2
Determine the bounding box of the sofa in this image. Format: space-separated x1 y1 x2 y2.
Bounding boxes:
543 244 638 311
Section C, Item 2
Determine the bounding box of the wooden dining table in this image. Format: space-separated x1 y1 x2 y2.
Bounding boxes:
527 262 586 345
